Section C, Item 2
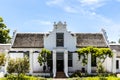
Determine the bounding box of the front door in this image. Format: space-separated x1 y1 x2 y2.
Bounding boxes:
57 60 64 71
56 52 64 71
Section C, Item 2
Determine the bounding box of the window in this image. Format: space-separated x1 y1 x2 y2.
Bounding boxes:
68 53 72 67
91 55 96 67
116 60 119 69
24 51 29 58
56 33 64 47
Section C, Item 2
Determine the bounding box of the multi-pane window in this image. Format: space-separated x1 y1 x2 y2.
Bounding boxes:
56 33 64 47
68 53 72 67
116 60 119 69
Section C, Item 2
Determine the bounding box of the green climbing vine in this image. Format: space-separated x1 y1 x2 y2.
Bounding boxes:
77 46 113 73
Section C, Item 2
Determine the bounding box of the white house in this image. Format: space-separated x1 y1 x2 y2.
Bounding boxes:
0 21 119 77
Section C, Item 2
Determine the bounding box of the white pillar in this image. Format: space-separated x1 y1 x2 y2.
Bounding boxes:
112 50 116 73
53 50 56 77
64 50 69 77
29 50 33 74
87 53 91 74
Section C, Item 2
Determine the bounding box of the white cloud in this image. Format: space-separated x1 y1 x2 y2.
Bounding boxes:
22 20 52 32
39 21 52 25
46 0 64 6
63 6 78 13
79 0 106 10
80 0 100 5
23 20 52 27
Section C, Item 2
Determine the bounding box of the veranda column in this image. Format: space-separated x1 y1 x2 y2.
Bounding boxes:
29 50 33 74
112 50 116 73
87 53 91 74
64 50 69 77
53 50 56 77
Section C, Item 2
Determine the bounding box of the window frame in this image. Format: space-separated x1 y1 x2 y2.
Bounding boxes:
56 33 64 47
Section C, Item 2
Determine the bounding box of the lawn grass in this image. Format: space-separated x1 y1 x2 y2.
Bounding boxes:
67 77 120 80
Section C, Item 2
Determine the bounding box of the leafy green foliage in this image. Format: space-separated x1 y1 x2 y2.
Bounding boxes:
0 53 5 66
38 48 51 66
7 56 29 75
0 17 11 43
77 46 98 66
96 61 105 73
77 46 113 73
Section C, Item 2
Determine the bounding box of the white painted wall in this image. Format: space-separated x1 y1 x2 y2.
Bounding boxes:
44 31 56 50
103 57 112 72
9 53 24 59
33 53 43 72
64 31 76 51
68 53 84 72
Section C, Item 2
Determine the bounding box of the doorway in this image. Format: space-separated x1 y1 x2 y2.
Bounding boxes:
57 60 64 71
56 52 64 71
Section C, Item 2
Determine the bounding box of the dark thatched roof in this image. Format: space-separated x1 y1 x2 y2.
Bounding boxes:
12 32 108 48
12 33 44 48
110 44 120 51
109 44 120 57
76 33 108 48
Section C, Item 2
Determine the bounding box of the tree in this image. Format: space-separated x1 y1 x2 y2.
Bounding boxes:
77 46 113 73
0 17 11 43
110 41 116 44
118 38 120 43
0 53 5 66
7 56 29 77
38 48 51 72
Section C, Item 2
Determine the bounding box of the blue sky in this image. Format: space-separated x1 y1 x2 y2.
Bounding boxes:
0 0 120 42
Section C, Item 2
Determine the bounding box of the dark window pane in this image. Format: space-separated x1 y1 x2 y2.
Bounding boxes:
68 60 72 67
116 60 119 69
91 55 96 67
24 52 29 58
68 53 72 67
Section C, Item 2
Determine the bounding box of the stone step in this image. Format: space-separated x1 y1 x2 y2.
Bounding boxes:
56 72 66 78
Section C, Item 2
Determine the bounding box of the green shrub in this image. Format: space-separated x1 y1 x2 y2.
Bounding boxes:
7 56 29 75
70 71 83 77
6 74 47 80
